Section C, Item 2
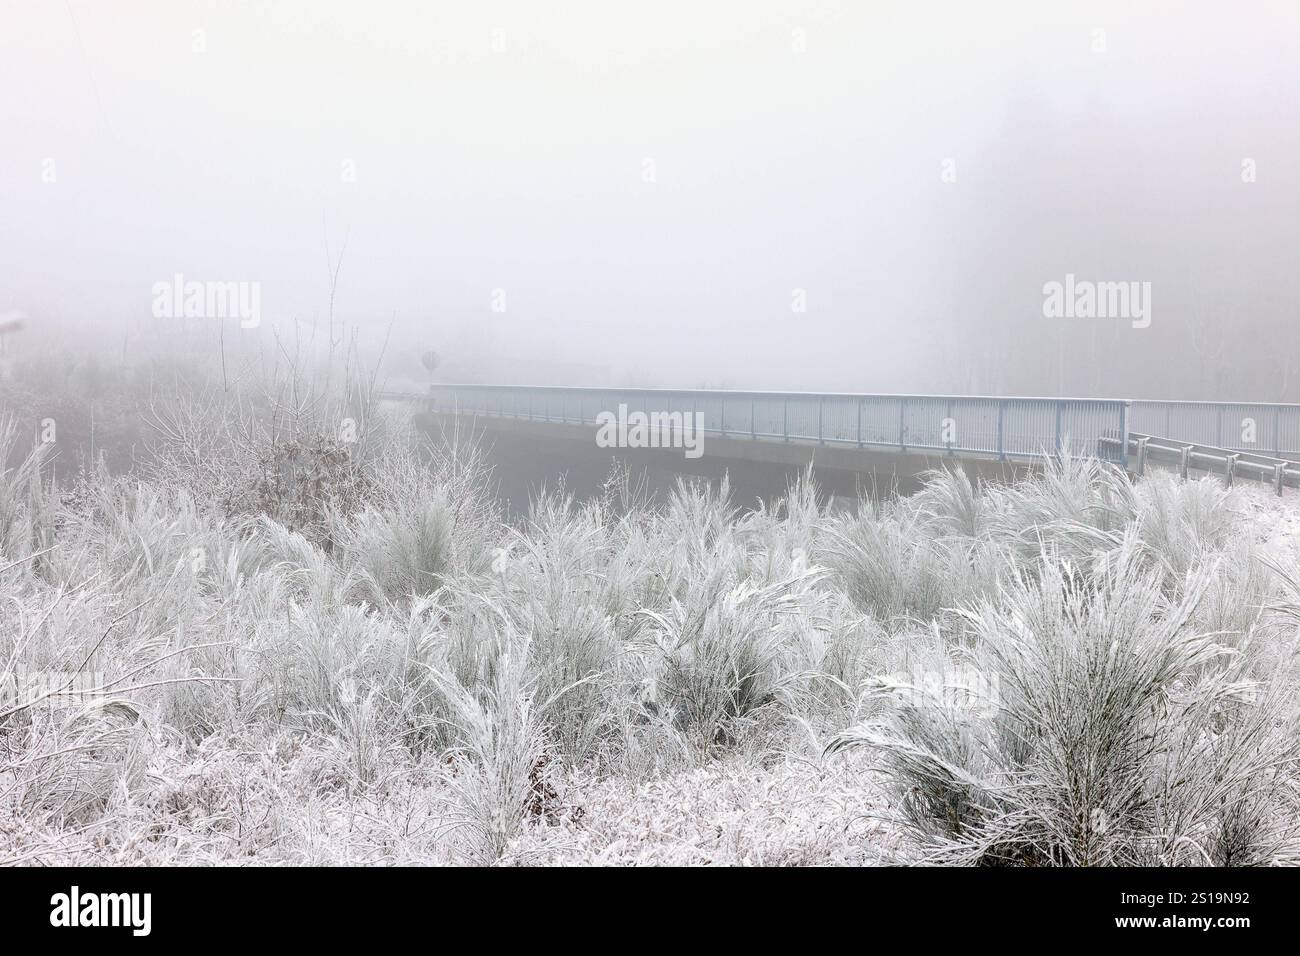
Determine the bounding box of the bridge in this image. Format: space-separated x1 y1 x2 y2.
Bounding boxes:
384 384 1300 504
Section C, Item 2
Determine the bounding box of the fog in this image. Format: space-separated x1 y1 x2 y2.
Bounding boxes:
6 4 1300 881
3 0 1299 399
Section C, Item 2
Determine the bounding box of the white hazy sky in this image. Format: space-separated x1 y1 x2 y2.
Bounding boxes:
3 1 1299 393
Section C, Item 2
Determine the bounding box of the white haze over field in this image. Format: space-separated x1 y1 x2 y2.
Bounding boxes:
2 1 1299 398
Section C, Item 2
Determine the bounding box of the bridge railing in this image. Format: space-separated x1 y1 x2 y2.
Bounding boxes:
1129 400 1300 458
425 384 1130 466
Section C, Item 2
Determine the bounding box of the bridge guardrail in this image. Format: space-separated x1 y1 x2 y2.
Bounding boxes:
420 384 1130 467
1129 400 1300 458
1101 432 1300 495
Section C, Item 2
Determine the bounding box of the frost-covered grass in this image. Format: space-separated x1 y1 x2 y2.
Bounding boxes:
1 405 1297 866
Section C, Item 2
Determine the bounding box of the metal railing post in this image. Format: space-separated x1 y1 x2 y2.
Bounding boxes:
783 398 788 442
857 399 864 448
817 397 823 444
997 400 1005 461
899 399 907 453
946 398 954 456
1120 401 1130 469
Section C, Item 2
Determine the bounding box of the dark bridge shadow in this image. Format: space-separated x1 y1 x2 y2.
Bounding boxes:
418 411 1036 517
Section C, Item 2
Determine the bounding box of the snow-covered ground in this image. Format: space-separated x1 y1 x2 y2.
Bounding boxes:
1228 479 1300 554
502 751 896 866
1 734 895 866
